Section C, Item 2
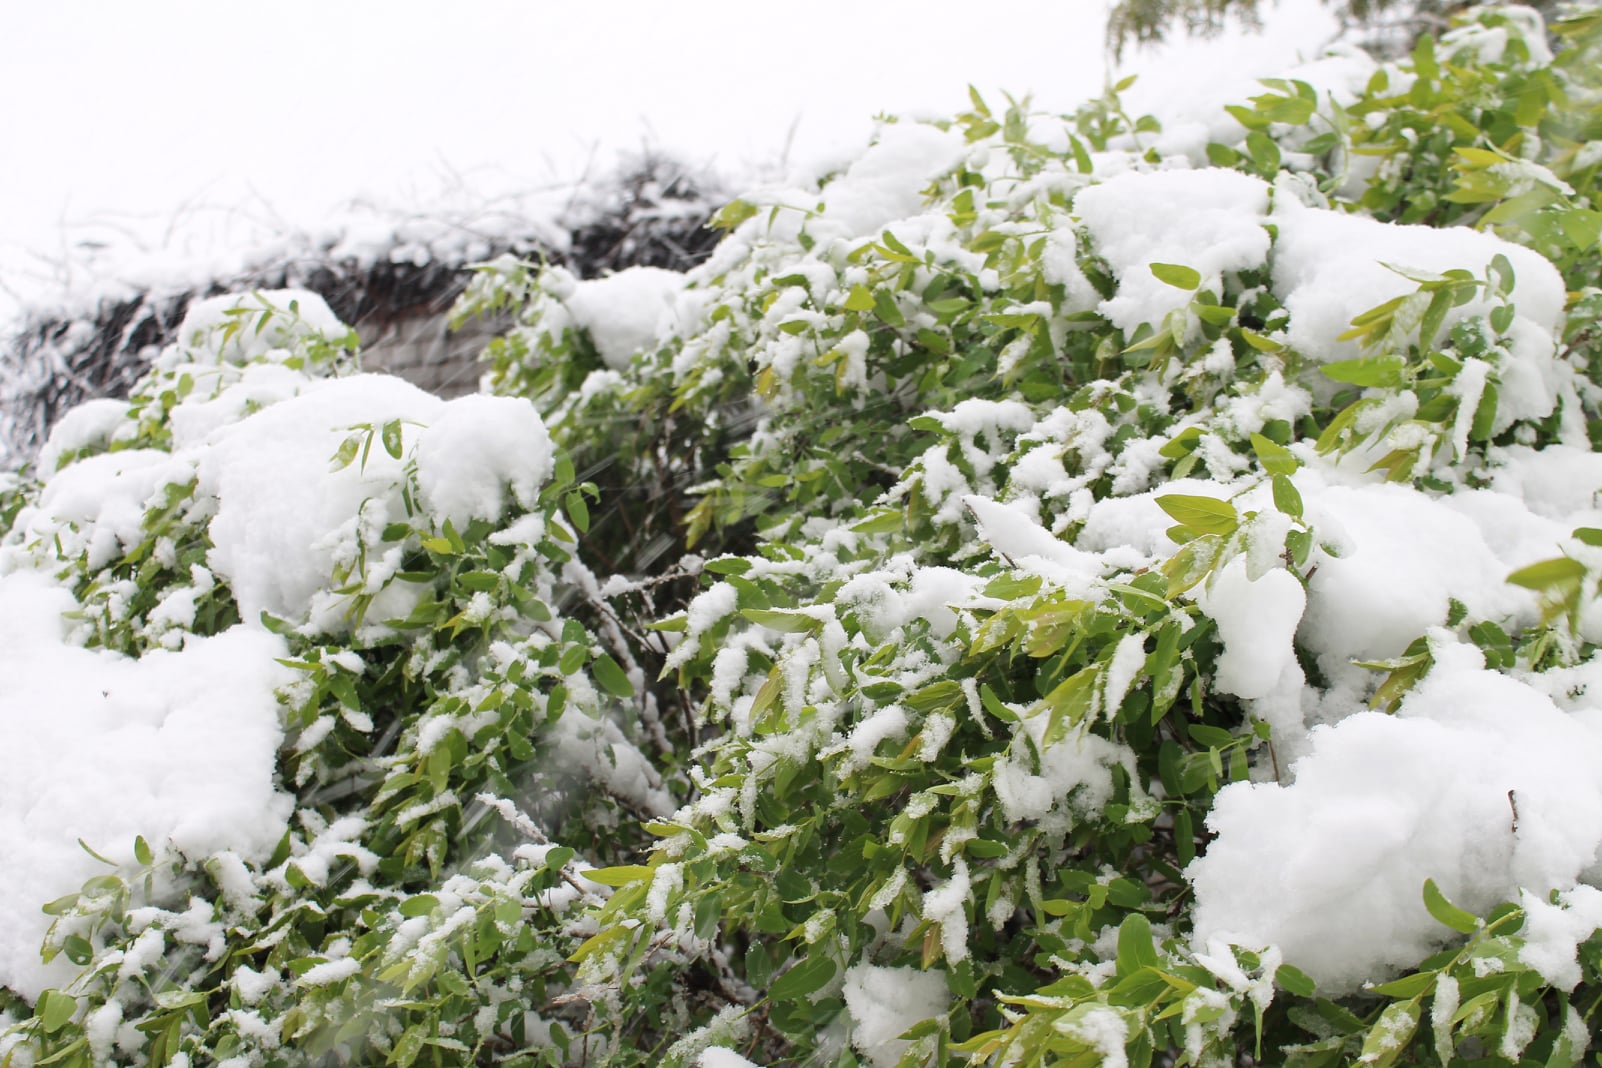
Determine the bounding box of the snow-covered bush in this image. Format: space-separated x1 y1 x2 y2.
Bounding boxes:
4 4 1602 1065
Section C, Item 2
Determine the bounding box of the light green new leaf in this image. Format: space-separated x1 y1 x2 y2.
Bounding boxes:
1360 998 1421 1068
37 989 77 1034
742 608 823 634
1250 432 1299 476
1149 262 1202 290
1155 494 1238 537
1321 355 1408 389
1422 878 1478 934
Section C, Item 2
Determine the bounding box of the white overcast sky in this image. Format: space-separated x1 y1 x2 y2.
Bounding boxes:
0 1 1339 316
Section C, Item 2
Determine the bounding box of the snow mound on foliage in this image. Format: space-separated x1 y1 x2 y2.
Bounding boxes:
176 290 347 365
1191 640 1602 993
563 266 687 370
0 288 568 1003
813 122 969 240
843 963 949 1068
1272 195 1566 407
198 374 444 629
1073 168 1270 334
195 375 551 633
0 570 294 1001
1195 557 1305 702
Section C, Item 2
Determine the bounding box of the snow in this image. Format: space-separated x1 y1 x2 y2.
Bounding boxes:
412 393 553 525
811 122 971 241
992 717 1135 830
175 290 348 365
966 494 1109 595
921 859 972 964
1190 639 1602 993
1073 168 1271 336
17 449 192 570
1066 1006 1130 1067
0 571 294 1001
841 963 949 1068
1518 885 1602 990
1195 557 1306 703
294 956 360 988
196 374 444 632
0 288 581 1006
563 267 687 371
34 399 131 474
189 371 556 634
1296 473 1558 669
1271 193 1567 390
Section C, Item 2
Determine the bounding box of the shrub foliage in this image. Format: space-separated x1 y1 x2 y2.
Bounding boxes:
3 6 1602 1066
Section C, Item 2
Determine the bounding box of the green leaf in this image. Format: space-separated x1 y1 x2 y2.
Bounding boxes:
558 644 588 676
1251 432 1298 476
40 894 79 917
1422 878 1478 934
742 608 823 634
769 954 836 1002
398 895 439 918
1369 971 1435 999
1116 913 1159 975
1239 328 1285 353
1554 207 1602 252
1187 723 1235 748
1272 474 1303 520
1149 262 1202 290
552 450 575 489
133 835 153 866
60 934 93 966
1040 667 1098 746
1419 288 1453 349
37 989 77 1033
851 510 904 535
77 839 115 866
1162 533 1224 597
580 865 653 888
592 654 635 698
880 230 917 260
1488 252 1516 295
1358 999 1420 1068
1506 556 1587 592
1246 130 1281 173
1161 426 1204 460
565 491 590 534
872 289 905 328
1321 355 1408 388
979 684 1018 723
1276 964 1316 998
381 419 404 460
843 285 876 312
1155 494 1238 537
1173 809 1196 868
331 435 361 471
710 199 760 231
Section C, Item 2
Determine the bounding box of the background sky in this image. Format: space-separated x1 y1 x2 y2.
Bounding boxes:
0 1 1341 320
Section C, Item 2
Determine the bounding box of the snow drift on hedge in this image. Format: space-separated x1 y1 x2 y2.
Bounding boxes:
0 289 560 1000
0 571 293 1001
